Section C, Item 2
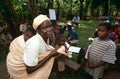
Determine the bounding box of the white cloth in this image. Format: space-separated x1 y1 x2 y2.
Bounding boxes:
23 33 51 66
85 44 91 59
72 16 80 23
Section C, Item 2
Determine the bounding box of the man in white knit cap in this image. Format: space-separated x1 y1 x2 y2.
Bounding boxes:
23 14 60 79
7 14 65 79
24 14 67 79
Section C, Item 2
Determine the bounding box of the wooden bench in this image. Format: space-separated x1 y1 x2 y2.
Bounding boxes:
64 58 81 72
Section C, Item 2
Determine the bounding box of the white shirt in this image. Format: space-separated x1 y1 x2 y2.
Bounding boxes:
72 16 80 23
23 33 50 66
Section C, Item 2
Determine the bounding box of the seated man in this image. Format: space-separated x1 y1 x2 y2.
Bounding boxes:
72 15 80 26
67 25 79 46
7 15 62 79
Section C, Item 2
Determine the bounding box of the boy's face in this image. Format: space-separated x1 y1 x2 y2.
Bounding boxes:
24 31 34 41
98 26 110 39
57 38 66 45
37 20 54 39
54 27 61 35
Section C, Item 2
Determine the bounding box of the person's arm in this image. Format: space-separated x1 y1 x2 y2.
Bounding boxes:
26 50 59 74
56 45 68 61
87 50 107 68
88 60 107 68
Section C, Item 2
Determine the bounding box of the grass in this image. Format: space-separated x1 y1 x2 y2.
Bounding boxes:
76 20 99 47
0 20 100 79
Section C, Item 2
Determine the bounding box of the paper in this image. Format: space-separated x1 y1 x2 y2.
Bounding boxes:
49 9 56 20
65 42 70 48
68 46 81 53
88 37 94 41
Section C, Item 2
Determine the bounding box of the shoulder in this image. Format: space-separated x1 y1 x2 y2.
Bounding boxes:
12 35 24 43
106 40 116 48
94 37 99 40
107 40 115 45
26 33 40 46
10 35 25 48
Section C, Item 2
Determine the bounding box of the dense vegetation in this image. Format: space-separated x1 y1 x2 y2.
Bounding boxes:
0 0 120 38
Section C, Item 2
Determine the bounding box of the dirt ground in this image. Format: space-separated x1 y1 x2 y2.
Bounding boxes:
0 61 9 79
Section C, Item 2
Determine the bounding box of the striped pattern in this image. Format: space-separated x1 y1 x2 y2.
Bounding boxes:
89 38 116 64
86 37 116 79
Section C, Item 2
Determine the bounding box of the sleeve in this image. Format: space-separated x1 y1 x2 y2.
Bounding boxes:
23 41 40 66
85 44 91 59
72 17 75 22
76 17 80 22
102 46 116 64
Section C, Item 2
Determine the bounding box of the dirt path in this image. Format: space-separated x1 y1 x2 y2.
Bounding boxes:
0 61 9 79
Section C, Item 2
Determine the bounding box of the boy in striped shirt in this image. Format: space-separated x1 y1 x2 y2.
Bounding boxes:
85 22 116 79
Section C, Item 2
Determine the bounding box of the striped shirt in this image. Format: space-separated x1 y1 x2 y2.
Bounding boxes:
89 37 116 64
86 37 116 78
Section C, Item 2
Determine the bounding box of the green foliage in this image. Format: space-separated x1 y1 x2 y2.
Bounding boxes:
91 0 105 9
0 49 8 62
111 0 120 9
11 0 29 19
9 0 120 20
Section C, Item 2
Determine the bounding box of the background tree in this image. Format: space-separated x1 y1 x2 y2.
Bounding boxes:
0 0 120 33
0 0 20 38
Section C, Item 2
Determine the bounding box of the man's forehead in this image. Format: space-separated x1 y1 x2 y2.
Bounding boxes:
39 20 52 27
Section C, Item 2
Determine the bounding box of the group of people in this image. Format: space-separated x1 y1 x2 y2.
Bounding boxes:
6 14 76 79
6 14 120 79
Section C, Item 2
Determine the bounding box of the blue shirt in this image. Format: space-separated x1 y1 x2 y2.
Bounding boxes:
69 30 79 40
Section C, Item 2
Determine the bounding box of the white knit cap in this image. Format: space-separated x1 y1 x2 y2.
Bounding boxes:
33 14 50 30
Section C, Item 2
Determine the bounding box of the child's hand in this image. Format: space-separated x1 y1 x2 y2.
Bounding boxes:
88 61 95 68
57 46 67 56
50 50 59 57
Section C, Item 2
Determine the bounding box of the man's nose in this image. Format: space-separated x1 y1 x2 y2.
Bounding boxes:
47 27 54 33
47 26 53 30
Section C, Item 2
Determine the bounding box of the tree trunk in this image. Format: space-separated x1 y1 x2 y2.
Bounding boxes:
56 0 60 20
103 0 108 16
115 9 120 16
28 0 39 21
0 0 20 38
79 0 84 19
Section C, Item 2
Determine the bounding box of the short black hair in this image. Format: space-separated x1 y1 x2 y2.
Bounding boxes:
56 34 66 40
54 24 63 34
98 22 113 31
24 27 36 35
54 24 61 29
